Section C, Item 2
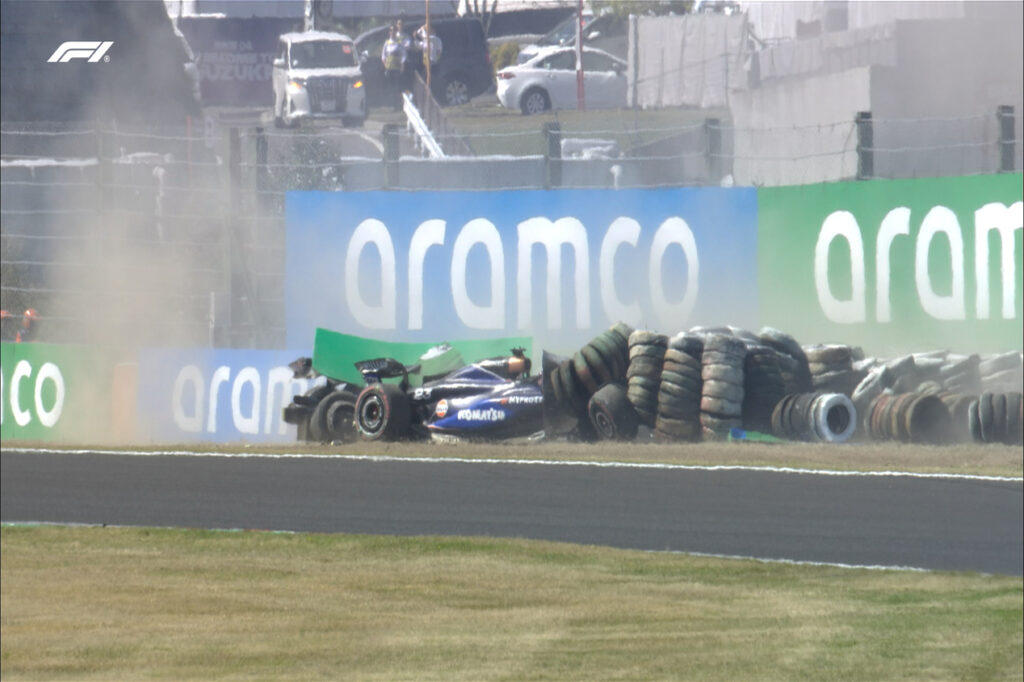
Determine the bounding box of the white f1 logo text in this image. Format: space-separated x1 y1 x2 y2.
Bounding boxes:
48 41 113 63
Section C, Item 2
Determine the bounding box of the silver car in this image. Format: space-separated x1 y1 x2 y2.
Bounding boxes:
272 31 367 127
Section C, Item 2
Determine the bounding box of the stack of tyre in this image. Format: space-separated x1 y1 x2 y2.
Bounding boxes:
757 327 812 396
805 344 864 396
770 392 857 443
653 334 704 441
968 392 1024 445
741 344 787 433
550 323 632 429
626 330 668 426
699 333 747 439
979 351 1023 393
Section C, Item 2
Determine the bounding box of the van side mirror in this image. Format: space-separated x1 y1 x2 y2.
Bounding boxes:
273 57 285 68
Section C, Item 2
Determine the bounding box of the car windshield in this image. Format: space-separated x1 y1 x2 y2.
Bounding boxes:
289 40 356 69
538 14 595 46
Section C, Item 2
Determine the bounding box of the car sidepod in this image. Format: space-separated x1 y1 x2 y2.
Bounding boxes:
425 382 544 439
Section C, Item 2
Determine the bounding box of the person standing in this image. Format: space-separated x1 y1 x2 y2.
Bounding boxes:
15 308 39 343
381 24 407 111
415 25 442 71
395 18 416 93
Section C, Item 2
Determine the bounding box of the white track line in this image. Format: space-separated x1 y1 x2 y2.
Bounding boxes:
9 447 1023 483
0 521 939 573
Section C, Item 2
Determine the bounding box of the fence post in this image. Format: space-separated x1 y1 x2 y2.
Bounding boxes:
855 111 873 180
382 123 400 188
544 121 561 189
997 105 1015 173
254 126 268 207
227 127 241 346
705 117 722 184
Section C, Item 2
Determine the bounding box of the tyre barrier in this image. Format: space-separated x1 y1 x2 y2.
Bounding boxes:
742 344 786 433
770 392 857 443
654 344 702 442
700 333 745 439
627 329 667 426
540 321 1021 445
863 392 950 444
967 392 1024 445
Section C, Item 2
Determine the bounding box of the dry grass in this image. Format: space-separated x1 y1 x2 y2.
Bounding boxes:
2 526 1021 681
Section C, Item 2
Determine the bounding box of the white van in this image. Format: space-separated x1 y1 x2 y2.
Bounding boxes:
272 31 367 127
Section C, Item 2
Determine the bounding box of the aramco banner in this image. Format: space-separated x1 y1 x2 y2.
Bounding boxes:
758 174 1022 353
285 188 760 352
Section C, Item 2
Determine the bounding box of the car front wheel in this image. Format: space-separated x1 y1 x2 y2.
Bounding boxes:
521 88 550 115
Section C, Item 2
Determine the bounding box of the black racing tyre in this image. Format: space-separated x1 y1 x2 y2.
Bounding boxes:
979 351 1021 376
702 363 743 384
662 361 702 383
701 350 744 368
355 383 411 441
657 400 700 422
702 380 743 402
305 385 340 443
629 330 668 347
520 87 550 115
324 394 357 442
629 344 667 361
658 382 700 405
588 383 640 441
757 327 803 359
701 395 743 417
592 333 627 379
809 360 853 376
990 393 1007 444
573 351 600 395
805 344 853 364
702 333 746 358
663 348 700 370
581 343 616 385
562 360 590 415
968 399 982 442
628 375 660 392
668 333 704 357
627 383 659 408
1003 393 1023 445
655 415 698 440
609 322 635 346
627 357 662 380
659 370 701 394
700 413 741 433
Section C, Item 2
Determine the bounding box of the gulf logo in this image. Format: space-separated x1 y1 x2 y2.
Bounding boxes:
435 399 449 418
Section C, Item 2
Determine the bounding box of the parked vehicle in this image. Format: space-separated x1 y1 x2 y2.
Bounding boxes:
516 11 627 64
496 46 627 115
355 18 494 107
272 30 367 127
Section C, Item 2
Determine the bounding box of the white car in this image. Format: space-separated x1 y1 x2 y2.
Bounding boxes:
272 31 366 127
496 46 627 115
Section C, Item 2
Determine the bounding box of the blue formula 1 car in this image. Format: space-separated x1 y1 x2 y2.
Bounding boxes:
284 345 549 443
353 347 544 442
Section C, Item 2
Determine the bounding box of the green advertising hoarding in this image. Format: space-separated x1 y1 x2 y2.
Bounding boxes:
758 174 1023 354
0 343 127 442
311 328 533 385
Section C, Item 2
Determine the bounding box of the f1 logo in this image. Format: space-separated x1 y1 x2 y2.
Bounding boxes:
47 41 114 63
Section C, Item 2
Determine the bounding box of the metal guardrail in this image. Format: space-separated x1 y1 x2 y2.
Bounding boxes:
402 92 445 159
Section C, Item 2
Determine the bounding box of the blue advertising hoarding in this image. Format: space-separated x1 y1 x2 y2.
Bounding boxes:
285 188 759 351
135 348 315 443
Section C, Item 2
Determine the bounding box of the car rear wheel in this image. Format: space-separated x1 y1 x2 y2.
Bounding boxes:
521 88 550 115
355 383 411 441
588 383 639 441
443 76 470 106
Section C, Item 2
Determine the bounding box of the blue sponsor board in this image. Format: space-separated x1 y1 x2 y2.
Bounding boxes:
136 348 315 443
285 189 758 350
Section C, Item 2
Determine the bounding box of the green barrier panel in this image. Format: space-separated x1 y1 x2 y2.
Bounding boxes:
311 329 533 385
0 343 126 442
758 174 1023 354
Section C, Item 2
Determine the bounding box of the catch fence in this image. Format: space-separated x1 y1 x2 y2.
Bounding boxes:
1 105 1018 348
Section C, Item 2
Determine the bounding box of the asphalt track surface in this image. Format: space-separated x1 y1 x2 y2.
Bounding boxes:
2 448 1021 576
